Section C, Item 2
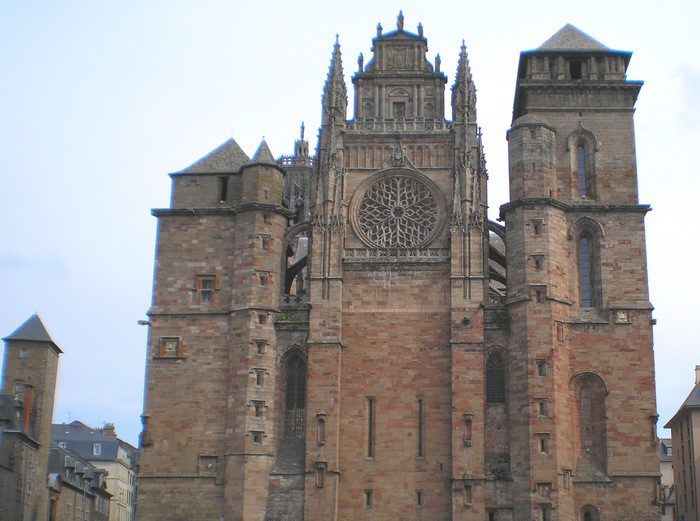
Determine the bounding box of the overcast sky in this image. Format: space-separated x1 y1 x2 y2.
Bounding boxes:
1 0 698 445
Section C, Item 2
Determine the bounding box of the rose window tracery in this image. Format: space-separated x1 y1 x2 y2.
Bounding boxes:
353 172 443 248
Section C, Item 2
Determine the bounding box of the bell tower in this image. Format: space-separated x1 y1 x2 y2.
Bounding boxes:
501 24 659 519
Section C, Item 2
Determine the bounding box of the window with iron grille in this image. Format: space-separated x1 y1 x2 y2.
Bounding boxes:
284 353 307 437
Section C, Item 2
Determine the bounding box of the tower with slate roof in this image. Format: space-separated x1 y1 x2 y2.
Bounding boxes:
0 314 61 521
137 17 659 520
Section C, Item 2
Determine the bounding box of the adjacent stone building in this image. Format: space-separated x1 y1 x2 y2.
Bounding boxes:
0 314 61 521
665 367 700 521
138 16 660 520
52 421 138 521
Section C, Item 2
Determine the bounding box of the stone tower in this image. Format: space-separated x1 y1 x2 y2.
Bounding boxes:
0 314 62 521
137 17 659 520
500 24 659 519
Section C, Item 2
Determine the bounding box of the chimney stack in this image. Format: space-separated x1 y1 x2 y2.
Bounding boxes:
695 366 700 385
102 422 116 437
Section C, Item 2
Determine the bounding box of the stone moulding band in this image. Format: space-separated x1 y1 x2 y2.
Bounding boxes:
343 247 450 263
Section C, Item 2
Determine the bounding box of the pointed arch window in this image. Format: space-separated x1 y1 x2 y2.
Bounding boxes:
486 352 506 404
568 129 597 199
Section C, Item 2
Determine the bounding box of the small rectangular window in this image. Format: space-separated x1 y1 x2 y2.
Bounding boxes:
196 275 215 304
251 431 263 444
255 340 266 355
536 399 548 416
58 442 67 449
93 443 102 456
258 314 267 325
463 413 473 446
556 323 565 342
393 102 406 119
533 255 544 270
263 213 270 224
536 360 547 377
416 490 422 507
538 434 550 454
364 490 373 508
317 416 326 446
259 272 269 287
367 397 376 458
261 236 272 251
252 401 264 418
532 219 543 236
463 483 472 505
19 349 28 359
255 369 265 387
218 176 228 202
570 60 583 80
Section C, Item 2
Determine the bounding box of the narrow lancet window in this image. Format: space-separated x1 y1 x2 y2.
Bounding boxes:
417 398 424 457
579 236 592 307
577 145 587 197
486 353 506 403
367 397 376 458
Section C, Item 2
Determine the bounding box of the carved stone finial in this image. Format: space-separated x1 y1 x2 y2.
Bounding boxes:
418 22 423 38
397 10 404 31
335 33 339 46
358 52 364 72
435 54 441 73
300 122 305 140
377 23 383 37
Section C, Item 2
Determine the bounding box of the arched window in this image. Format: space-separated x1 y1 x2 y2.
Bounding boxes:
284 353 307 438
568 129 597 199
578 235 592 307
581 505 600 521
577 145 587 197
572 375 607 476
486 352 506 404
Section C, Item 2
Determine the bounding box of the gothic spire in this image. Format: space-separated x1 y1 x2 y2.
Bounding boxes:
451 40 477 123
322 35 347 122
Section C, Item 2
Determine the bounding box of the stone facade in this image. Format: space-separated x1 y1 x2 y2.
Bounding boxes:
137 16 660 520
0 314 61 521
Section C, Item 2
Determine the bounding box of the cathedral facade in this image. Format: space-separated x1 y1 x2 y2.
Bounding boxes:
137 15 660 520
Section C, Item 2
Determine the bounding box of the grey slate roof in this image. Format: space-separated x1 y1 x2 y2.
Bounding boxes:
250 139 276 165
665 382 700 428
178 138 250 174
51 421 136 463
3 313 62 352
538 23 609 51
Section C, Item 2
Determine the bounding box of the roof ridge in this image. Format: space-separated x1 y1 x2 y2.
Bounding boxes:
178 138 250 174
538 23 609 51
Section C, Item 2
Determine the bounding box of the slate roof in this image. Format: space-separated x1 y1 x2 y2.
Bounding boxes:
250 139 276 165
538 23 608 51
659 438 673 462
3 313 62 353
0 394 22 430
51 421 136 464
177 138 250 174
665 382 700 428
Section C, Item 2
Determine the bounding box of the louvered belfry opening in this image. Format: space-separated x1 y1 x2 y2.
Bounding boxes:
284 353 307 438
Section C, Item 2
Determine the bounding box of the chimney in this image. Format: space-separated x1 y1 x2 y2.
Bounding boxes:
102 423 116 437
695 366 700 385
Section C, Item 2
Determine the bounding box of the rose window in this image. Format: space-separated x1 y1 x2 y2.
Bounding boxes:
354 173 442 248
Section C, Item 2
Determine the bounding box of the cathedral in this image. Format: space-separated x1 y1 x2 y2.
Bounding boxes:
137 14 660 521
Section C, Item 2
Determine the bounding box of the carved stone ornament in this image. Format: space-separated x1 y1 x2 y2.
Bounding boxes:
350 169 446 249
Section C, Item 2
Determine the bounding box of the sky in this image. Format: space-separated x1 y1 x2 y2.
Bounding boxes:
0 0 698 446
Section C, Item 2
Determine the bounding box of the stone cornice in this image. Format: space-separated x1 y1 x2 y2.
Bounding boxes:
152 203 293 218
499 197 651 219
